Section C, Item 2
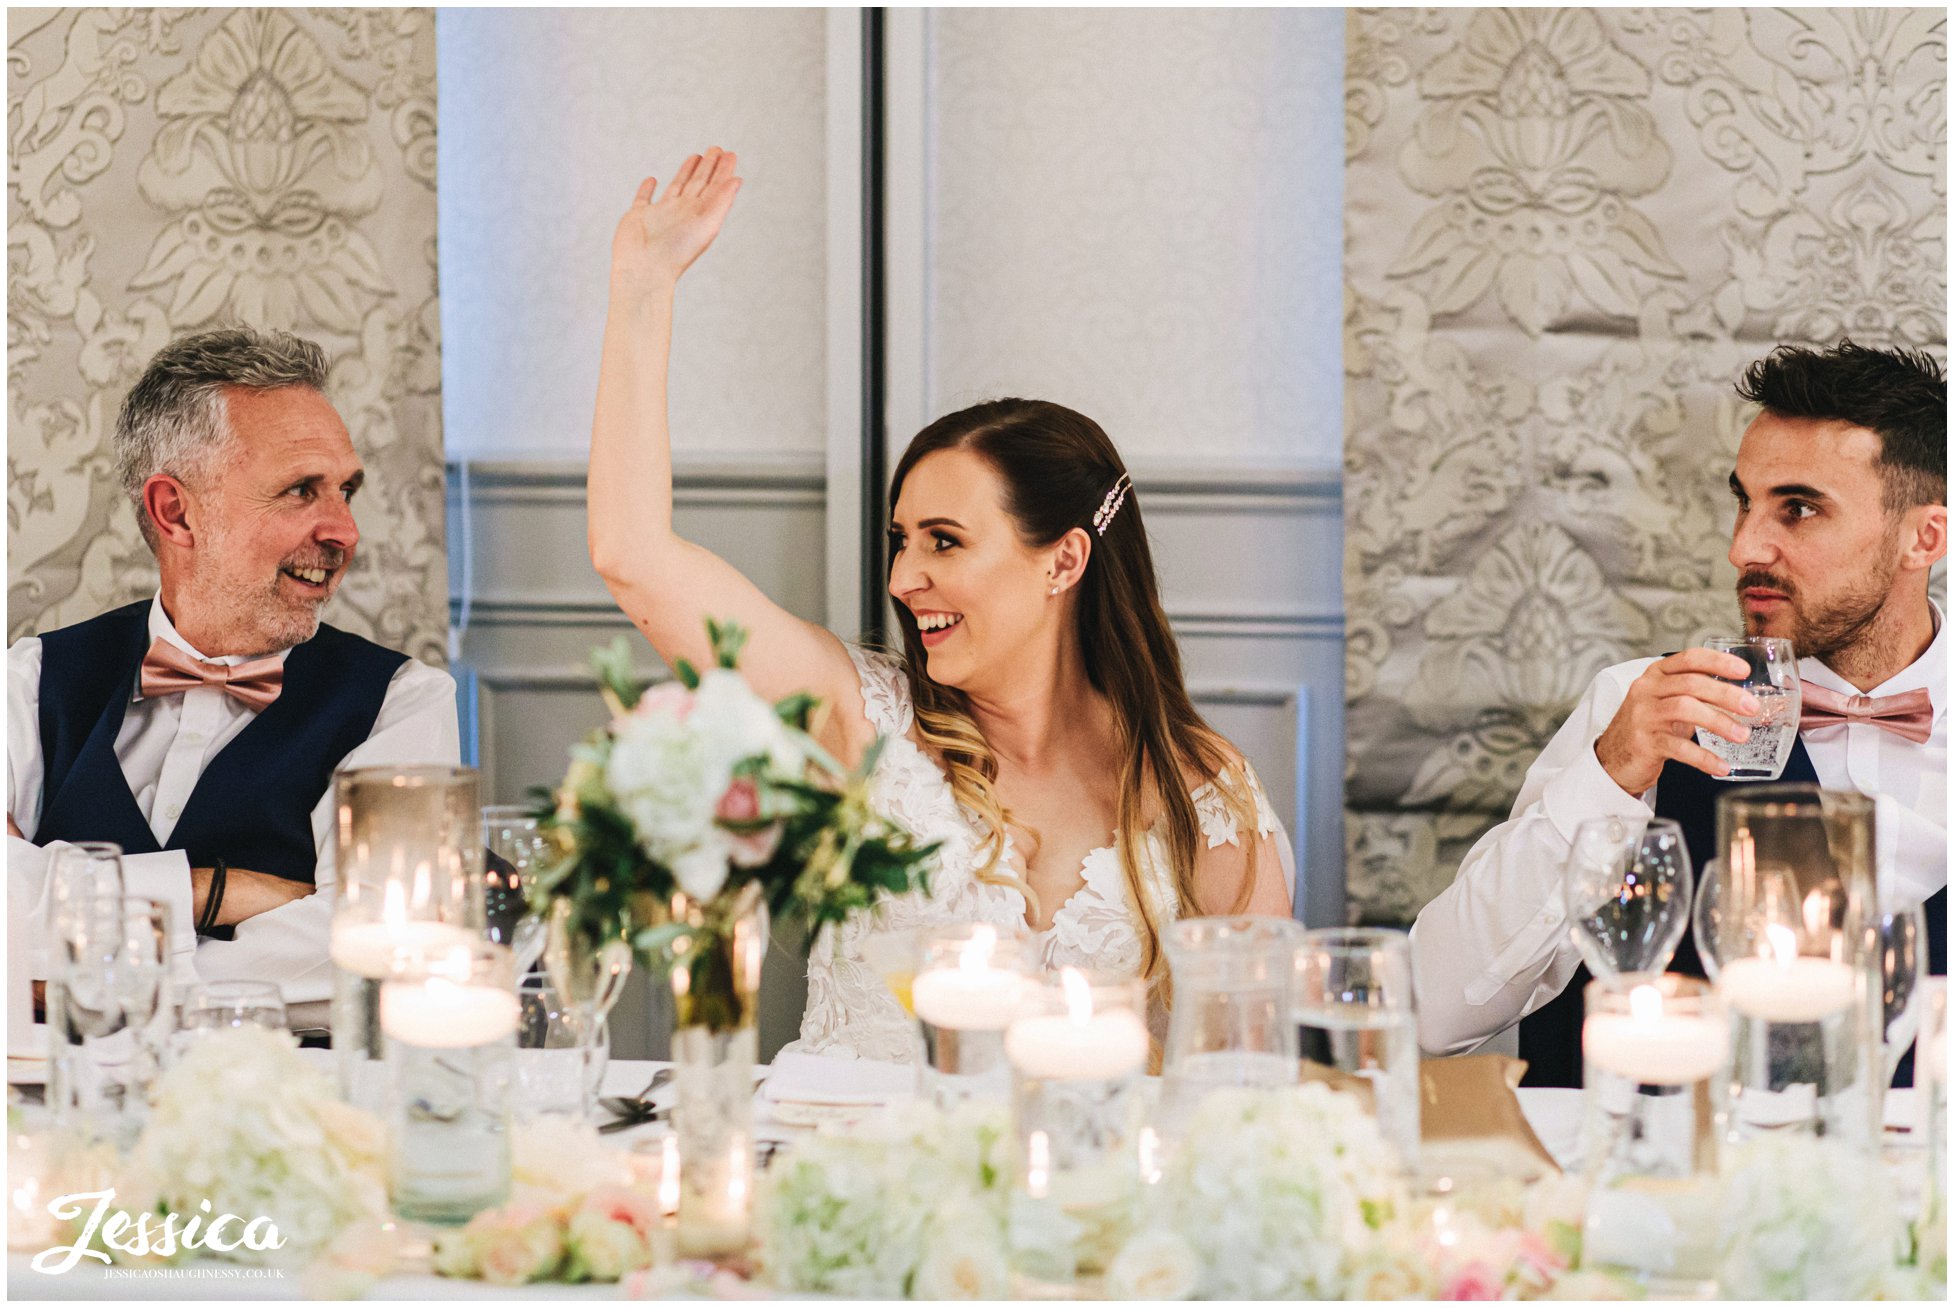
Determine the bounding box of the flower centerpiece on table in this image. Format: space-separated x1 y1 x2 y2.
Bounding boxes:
1107 1083 1405 1300
754 1099 1014 1298
49 1027 386 1272
530 620 937 1255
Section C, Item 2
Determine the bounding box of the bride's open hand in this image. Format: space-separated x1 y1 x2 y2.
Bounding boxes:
611 147 742 294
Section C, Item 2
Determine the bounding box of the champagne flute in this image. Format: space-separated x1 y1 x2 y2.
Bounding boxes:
1694 636 1800 781
1562 816 1693 978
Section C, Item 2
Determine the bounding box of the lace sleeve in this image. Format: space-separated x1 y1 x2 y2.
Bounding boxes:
1191 761 1296 910
845 643 913 738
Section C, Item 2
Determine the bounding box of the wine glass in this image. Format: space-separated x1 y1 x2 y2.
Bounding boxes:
1876 903 1928 1087
49 895 171 1145
1691 857 1727 980
1562 816 1693 978
482 805 547 972
1694 636 1800 781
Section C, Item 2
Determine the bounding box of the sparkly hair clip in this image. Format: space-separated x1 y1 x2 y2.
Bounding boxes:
1092 473 1132 536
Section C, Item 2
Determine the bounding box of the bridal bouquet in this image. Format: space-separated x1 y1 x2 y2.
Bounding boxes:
532 621 936 1026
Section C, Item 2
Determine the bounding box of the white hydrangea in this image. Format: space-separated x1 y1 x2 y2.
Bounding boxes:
606 697 728 864
1135 1083 1402 1299
1716 1135 1905 1300
689 669 802 777
604 669 803 900
127 1027 386 1264
755 1100 1011 1297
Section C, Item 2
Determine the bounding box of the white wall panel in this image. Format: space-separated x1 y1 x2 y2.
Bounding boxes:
927 8 1345 467
438 9 828 460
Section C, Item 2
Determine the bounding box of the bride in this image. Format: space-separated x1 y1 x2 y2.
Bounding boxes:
588 149 1294 1061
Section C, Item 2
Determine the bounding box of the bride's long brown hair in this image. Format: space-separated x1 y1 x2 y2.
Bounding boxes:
887 398 1261 980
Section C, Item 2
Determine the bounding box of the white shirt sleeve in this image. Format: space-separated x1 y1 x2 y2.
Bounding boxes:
190 658 461 1005
8 637 197 978
1409 658 1659 1056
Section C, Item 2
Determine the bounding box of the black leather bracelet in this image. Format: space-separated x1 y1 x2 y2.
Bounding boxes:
198 859 227 934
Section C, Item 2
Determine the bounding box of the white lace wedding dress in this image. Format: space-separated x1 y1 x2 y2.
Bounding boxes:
783 644 1292 1063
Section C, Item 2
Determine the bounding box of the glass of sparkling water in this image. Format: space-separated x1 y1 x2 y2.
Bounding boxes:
1695 636 1800 779
1563 816 1693 978
1293 927 1420 1170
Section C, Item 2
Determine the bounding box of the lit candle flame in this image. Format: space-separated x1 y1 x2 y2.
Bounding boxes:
959 924 997 973
381 879 407 930
727 1133 749 1208
658 1136 680 1217
1026 1130 1051 1199
1060 967 1094 1024
1138 1127 1161 1186
1766 923 1798 967
1629 984 1663 1024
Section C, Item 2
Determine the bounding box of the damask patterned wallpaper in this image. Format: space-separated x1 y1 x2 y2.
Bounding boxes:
8 8 448 665
1343 9 1946 922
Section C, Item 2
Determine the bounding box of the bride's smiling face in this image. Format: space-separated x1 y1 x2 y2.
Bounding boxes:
888 448 1055 691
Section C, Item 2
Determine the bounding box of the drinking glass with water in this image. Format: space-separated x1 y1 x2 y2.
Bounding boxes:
1694 636 1799 780
1293 927 1420 1170
179 980 287 1035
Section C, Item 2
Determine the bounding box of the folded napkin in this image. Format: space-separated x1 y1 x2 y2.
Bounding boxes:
1299 1053 1559 1176
761 1051 916 1107
8 1021 46 1062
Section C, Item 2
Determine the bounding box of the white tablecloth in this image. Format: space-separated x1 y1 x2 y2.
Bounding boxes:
4 1061 1919 1301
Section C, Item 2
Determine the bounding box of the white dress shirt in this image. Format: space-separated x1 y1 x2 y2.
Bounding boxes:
8 595 459 1005
1412 608 1947 1057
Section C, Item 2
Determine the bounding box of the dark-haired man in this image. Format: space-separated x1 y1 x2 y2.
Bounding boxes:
1412 340 1947 1085
8 327 458 1014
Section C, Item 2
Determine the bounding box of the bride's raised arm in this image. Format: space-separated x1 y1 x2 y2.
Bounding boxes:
588 149 865 752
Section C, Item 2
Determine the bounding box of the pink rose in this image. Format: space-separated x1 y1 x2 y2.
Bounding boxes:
474 1206 565 1286
1515 1229 1566 1279
1441 1262 1506 1301
716 779 782 867
715 778 761 822
576 1187 662 1241
633 682 695 722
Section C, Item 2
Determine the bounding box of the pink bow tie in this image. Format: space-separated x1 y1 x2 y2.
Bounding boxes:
138 639 284 712
1799 681 1934 744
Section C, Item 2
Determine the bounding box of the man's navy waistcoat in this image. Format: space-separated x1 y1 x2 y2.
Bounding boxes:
33 599 407 889
1517 738 1947 1088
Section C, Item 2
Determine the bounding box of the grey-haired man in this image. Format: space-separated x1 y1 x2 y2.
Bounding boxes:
8 327 458 1012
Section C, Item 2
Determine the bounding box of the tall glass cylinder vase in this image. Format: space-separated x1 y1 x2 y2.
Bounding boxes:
1578 974 1728 1296
1918 979 1947 1240
1714 786 1880 1148
667 881 767 1258
1005 970 1151 1292
330 766 486 1111
911 923 1035 1107
1159 916 1304 1137
381 938 519 1223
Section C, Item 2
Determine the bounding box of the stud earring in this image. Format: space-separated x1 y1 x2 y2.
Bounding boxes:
1049 585 1059 597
